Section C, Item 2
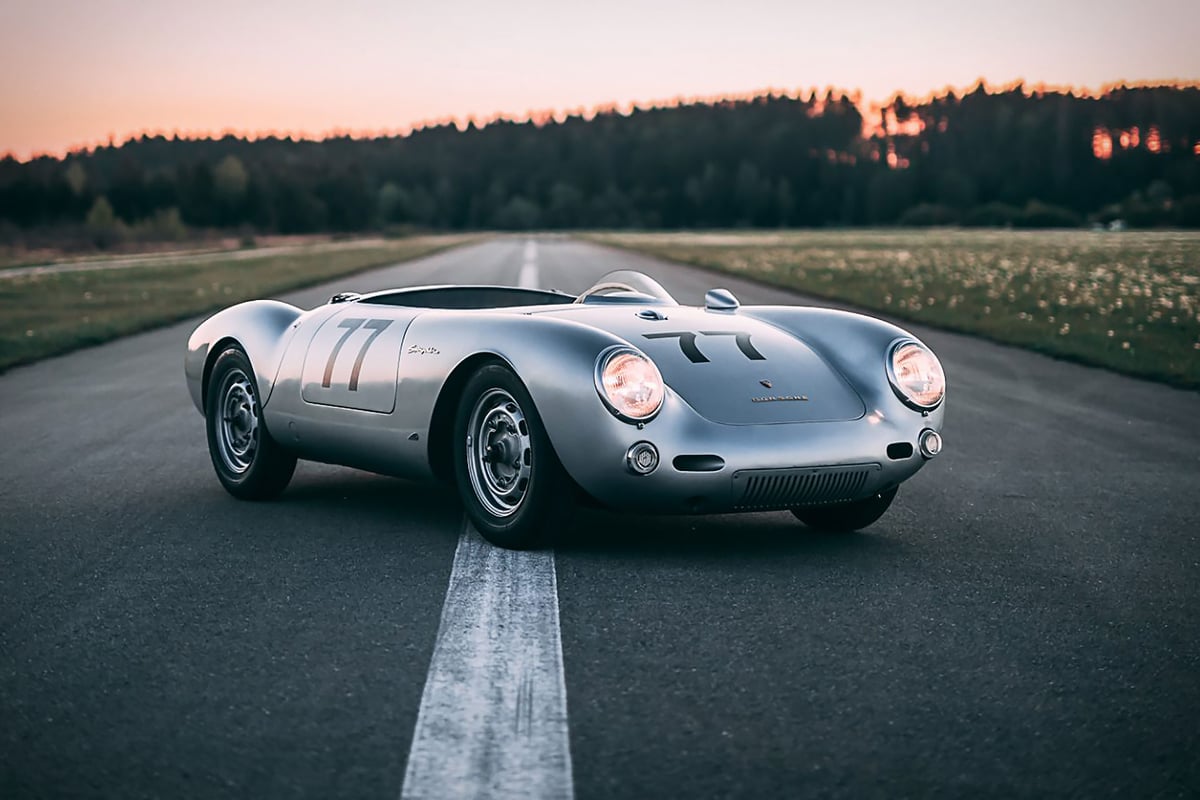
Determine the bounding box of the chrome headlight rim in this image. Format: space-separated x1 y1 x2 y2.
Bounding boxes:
594 344 665 423
886 337 946 411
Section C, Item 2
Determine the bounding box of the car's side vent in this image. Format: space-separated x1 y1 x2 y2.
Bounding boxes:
887 442 914 460
731 464 880 510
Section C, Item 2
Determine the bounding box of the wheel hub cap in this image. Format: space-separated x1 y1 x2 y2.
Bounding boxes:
216 369 259 474
466 388 533 517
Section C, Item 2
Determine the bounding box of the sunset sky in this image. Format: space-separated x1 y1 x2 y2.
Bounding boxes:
3 0 1198 160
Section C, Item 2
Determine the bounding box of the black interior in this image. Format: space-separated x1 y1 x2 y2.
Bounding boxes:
360 286 575 309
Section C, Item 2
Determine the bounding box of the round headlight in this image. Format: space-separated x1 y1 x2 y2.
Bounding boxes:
888 340 945 410
595 346 665 421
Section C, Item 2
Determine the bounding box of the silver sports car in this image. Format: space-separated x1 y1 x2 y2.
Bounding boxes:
185 270 946 548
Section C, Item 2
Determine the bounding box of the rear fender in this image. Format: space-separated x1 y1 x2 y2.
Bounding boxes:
185 300 305 414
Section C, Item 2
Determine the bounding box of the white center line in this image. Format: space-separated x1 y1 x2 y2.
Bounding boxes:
518 239 539 289
400 520 574 800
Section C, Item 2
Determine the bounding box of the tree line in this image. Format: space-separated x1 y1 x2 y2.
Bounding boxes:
2 83 1198 245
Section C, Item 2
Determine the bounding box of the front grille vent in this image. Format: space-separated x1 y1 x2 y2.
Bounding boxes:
732 464 880 510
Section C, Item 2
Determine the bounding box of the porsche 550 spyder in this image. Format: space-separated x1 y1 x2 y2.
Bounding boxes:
185 269 946 548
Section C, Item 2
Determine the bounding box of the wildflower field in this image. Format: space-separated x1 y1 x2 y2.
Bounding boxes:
591 230 1200 389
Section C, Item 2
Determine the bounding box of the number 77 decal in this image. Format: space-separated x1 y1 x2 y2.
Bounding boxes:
322 318 394 390
643 330 765 363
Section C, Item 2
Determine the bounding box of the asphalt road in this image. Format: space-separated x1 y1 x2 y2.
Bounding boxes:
2 237 1198 799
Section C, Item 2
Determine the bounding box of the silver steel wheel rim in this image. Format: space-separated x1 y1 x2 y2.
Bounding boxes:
465 388 532 518
216 368 259 475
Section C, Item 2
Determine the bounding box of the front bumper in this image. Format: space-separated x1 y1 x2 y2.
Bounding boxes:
551 391 943 514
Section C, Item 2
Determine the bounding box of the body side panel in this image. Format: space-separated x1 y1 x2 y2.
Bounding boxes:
264 309 631 481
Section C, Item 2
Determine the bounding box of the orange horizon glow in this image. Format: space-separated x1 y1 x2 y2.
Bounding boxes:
6 0 1197 162
6 78 1198 165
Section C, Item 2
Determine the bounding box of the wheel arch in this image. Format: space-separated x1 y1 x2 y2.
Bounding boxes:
426 352 511 484
201 336 243 415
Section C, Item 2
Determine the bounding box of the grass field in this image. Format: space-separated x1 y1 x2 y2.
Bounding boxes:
590 230 1200 389
0 235 475 372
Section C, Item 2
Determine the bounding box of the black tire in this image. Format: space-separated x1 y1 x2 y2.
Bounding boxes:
204 346 297 500
791 486 898 532
453 363 573 549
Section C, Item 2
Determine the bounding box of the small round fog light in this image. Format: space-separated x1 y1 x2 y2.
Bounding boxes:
626 441 659 475
918 429 943 458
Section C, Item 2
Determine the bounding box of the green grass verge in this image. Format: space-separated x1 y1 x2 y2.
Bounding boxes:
588 230 1200 390
0 235 478 372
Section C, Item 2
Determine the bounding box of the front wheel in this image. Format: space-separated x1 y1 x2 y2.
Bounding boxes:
453 364 572 549
791 487 898 532
205 346 297 500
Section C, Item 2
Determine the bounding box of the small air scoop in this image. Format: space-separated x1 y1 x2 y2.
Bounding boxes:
329 292 361 304
705 288 739 312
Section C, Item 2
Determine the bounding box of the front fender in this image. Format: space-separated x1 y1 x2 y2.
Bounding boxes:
184 300 305 414
394 313 642 483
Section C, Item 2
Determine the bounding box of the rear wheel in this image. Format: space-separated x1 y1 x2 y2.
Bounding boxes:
791 487 898 532
205 346 296 500
454 364 572 549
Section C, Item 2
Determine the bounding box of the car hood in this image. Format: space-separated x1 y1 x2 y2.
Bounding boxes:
536 305 866 424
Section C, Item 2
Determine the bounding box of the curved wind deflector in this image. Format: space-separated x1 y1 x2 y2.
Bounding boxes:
575 270 679 305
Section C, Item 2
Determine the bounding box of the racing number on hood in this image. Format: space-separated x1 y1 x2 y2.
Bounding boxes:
321 318 393 391
643 331 766 364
